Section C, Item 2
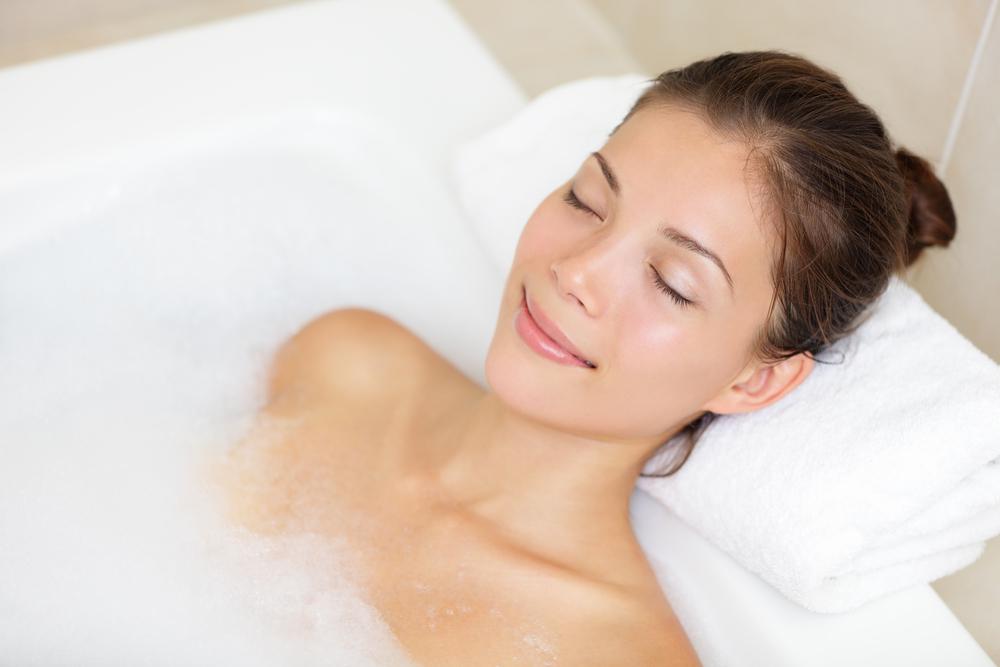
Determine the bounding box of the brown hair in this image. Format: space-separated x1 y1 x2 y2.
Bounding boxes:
627 51 957 478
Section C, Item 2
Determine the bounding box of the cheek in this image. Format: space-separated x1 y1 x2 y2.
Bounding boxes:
616 308 690 375
513 196 578 263
615 307 732 401
590 311 708 435
620 310 754 405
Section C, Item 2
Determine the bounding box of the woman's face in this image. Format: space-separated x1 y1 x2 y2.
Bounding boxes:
484 104 779 443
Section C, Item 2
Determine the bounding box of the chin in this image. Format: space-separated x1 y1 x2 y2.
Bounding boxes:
483 325 573 424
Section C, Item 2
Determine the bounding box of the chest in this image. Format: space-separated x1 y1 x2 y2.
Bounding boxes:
213 396 573 666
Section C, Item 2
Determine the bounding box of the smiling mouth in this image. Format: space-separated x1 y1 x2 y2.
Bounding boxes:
517 285 597 369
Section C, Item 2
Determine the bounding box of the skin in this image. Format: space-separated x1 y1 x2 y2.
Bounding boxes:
429 102 816 558
212 102 818 665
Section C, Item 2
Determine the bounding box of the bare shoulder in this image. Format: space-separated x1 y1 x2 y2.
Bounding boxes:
546 577 703 667
262 307 437 414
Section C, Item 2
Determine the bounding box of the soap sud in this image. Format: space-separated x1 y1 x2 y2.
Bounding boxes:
0 132 547 666
0 383 417 666
0 150 451 666
521 632 558 666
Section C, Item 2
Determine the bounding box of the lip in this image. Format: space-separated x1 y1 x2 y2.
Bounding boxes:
515 286 596 369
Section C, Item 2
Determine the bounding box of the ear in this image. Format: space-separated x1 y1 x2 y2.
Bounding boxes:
701 352 815 416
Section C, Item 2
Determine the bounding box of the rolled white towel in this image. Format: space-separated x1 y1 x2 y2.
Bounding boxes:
636 275 1000 613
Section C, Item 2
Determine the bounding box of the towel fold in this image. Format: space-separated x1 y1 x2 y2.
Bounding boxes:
636 275 1000 613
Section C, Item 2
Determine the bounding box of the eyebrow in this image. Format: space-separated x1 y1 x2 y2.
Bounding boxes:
590 150 735 296
658 226 735 294
591 151 620 196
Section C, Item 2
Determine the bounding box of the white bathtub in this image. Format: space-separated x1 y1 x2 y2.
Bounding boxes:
0 1 993 665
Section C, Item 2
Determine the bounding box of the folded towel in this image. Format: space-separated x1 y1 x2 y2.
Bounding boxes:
449 73 1000 613
636 275 1000 612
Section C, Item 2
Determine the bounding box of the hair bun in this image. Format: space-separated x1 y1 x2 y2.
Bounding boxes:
895 147 957 266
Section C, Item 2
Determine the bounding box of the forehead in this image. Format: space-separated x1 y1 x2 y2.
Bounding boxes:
604 104 754 197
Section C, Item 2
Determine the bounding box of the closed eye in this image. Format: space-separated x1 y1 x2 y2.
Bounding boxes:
563 186 695 309
649 264 695 308
562 188 600 219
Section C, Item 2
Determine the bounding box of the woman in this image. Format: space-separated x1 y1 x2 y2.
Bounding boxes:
214 51 956 666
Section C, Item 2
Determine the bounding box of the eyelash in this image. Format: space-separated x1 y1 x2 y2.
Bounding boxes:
562 188 594 216
561 188 695 309
649 265 694 308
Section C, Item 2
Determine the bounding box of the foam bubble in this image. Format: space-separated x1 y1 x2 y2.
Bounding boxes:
0 145 441 666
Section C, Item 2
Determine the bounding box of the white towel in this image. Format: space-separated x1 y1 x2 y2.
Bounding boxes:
636 274 1000 613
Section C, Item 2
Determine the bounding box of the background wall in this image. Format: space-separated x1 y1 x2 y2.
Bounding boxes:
2 0 997 660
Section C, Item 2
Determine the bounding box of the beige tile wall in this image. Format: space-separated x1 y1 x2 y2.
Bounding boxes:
589 0 992 166
911 10 1000 659
907 10 1000 368
441 0 639 95
0 0 300 68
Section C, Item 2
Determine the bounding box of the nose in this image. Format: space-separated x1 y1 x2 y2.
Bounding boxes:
550 231 624 317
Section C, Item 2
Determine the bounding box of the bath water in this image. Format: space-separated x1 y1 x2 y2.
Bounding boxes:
0 140 503 666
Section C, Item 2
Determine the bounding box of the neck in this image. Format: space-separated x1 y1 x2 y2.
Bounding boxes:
413 392 678 564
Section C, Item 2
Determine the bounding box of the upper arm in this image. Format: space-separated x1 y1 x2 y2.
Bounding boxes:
262 307 430 415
